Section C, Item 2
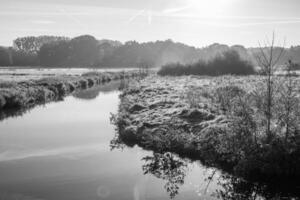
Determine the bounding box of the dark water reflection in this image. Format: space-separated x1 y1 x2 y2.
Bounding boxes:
112 139 300 200
0 81 122 121
73 81 122 100
0 81 298 200
142 152 187 199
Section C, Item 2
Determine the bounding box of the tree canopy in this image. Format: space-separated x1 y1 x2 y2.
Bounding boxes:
1 35 300 68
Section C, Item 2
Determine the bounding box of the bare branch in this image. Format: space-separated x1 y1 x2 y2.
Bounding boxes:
273 39 286 67
257 42 270 65
268 32 275 68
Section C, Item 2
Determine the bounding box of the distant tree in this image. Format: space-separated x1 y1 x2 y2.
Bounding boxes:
13 36 37 54
11 49 39 66
39 40 71 66
96 42 116 65
38 35 99 67
0 47 11 66
68 35 99 66
13 36 69 54
7 35 300 68
98 39 122 47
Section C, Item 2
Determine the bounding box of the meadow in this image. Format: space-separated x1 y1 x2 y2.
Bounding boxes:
112 74 300 187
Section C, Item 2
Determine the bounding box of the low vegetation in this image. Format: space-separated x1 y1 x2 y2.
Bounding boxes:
158 50 255 76
0 70 142 114
111 72 300 193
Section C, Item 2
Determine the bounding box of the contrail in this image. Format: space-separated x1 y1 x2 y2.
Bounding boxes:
127 9 153 25
147 10 152 25
57 6 87 30
127 9 145 24
163 4 193 14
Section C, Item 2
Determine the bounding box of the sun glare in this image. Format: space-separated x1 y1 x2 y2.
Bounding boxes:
188 0 234 17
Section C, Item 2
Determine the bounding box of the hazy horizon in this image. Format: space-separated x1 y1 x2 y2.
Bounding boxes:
1 0 300 48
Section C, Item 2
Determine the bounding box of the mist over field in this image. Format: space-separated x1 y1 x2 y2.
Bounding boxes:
1 0 300 200
1 35 300 68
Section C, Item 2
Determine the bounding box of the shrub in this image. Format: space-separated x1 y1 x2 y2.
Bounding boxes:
158 50 255 76
290 62 300 70
211 73 300 179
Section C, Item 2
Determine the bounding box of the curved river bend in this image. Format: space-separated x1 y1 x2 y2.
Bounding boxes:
0 81 288 200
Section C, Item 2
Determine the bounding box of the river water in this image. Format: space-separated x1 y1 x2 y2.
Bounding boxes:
0 81 292 200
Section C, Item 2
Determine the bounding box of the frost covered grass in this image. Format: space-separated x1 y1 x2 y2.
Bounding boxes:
0 70 141 112
112 75 300 184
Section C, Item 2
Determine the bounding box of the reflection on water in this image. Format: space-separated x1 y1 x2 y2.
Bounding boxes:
0 81 122 121
111 122 300 199
142 152 187 199
0 107 33 122
73 81 122 100
0 81 299 200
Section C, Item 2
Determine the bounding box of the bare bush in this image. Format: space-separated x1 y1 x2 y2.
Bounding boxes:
253 32 285 140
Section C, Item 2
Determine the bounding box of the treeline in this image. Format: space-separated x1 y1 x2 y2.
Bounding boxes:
0 36 200 67
158 50 255 76
1 34 300 67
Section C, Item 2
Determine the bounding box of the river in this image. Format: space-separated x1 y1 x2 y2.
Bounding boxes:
0 81 227 200
0 81 292 200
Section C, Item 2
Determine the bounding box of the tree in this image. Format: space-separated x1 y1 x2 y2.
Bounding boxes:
13 36 69 54
68 35 99 66
13 36 38 54
253 33 285 140
39 40 71 66
0 47 11 66
38 35 99 67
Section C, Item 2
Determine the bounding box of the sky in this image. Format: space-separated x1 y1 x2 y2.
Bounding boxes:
0 0 300 47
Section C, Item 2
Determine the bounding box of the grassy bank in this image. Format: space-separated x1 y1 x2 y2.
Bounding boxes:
0 70 142 112
112 75 300 187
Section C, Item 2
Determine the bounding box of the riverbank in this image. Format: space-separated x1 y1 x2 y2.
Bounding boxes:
0 70 142 111
112 75 300 184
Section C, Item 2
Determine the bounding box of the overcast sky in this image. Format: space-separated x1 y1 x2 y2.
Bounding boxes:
0 0 300 47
